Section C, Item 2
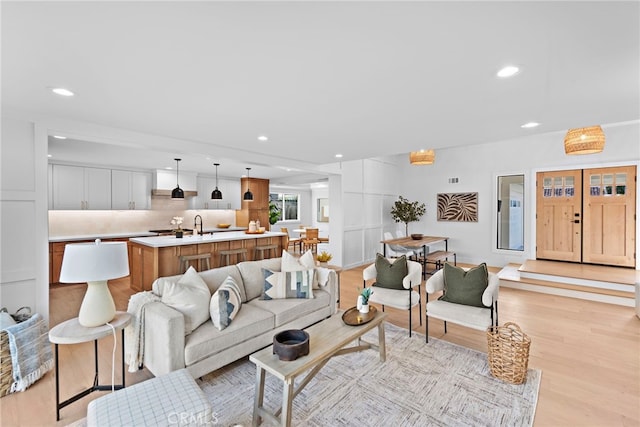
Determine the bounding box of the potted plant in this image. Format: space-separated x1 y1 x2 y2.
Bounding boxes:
316 251 332 265
357 288 373 314
390 196 426 237
269 202 280 226
170 216 184 238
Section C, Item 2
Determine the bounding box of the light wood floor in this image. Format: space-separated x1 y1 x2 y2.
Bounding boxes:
1 265 638 426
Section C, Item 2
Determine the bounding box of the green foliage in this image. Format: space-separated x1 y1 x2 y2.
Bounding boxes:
390 196 426 236
269 202 280 225
360 287 373 305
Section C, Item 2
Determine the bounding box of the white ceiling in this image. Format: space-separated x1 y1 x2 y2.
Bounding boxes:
3 1 639 183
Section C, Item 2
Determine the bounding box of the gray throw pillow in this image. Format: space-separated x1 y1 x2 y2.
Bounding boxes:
440 262 489 307
374 253 407 290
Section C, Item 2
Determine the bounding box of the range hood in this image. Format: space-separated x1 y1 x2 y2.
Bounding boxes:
152 169 198 198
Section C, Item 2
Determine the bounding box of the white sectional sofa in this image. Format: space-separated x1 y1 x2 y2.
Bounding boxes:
141 257 338 378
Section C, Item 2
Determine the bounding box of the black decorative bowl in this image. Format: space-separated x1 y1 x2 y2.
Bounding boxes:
273 330 310 361
411 233 423 240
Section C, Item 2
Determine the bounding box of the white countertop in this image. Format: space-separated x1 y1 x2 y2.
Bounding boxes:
49 232 157 242
130 230 286 248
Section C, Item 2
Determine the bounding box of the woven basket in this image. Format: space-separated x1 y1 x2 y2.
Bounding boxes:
1 330 12 397
1 307 33 397
486 322 531 385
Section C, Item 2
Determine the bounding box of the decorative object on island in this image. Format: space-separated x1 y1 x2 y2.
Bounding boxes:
170 216 184 238
211 163 223 200
357 287 373 314
268 201 280 225
564 125 605 155
316 251 332 265
409 149 435 165
273 329 310 361
171 158 184 199
390 196 426 236
411 233 424 240
243 167 254 201
437 192 478 222
58 239 129 327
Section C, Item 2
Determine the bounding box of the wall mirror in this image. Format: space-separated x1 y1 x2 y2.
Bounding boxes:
317 198 329 222
497 174 524 251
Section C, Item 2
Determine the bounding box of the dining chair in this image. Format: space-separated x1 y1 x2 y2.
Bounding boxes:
281 227 302 253
302 228 319 253
383 232 415 258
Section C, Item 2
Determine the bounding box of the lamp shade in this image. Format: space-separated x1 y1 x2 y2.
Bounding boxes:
171 158 184 199
211 163 223 200
59 240 129 327
409 149 435 165
243 167 254 201
564 126 605 155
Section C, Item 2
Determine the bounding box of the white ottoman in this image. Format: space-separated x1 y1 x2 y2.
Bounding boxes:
87 369 213 426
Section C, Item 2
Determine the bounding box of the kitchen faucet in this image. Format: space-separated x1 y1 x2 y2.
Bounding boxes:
194 215 203 235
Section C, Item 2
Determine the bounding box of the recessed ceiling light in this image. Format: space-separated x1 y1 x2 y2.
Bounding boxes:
258 135 268 142
497 66 520 78
335 154 343 158
165 167 173 170
50 87 75 97
521 122 540 129
47 154 52 158
53 135 67 139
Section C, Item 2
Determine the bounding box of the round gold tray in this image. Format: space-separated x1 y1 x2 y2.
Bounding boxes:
342 306 378 326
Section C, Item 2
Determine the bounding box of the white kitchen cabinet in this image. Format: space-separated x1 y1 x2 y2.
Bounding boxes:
112 170 151 210
52 164 112 210
194 177 241 210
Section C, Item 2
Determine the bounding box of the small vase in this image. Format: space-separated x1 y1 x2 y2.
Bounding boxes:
359 304 370 314
175 230 183 238
319 261 328 267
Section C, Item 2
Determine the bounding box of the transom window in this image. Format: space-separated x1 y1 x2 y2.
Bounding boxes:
270 193 299 221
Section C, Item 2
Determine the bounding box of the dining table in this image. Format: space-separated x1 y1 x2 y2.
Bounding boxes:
380 235 450 277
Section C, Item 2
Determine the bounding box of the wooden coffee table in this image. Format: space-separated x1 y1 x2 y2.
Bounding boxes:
250 310 387 427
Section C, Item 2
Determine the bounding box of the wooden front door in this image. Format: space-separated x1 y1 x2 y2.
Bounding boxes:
536 170 583 262
582 166 636 267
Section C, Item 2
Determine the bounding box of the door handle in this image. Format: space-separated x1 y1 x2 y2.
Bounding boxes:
574 220 580 224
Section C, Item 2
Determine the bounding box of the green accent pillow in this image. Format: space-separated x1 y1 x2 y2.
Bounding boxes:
374 253 408 290
440 263 489 307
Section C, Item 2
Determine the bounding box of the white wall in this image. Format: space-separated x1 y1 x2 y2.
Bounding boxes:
1 117 49 318
395 121 640 268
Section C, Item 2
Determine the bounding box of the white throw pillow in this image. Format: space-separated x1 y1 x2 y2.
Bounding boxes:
281 250 319 288
261 268 315 300
210 275 242 330
161 266 211 335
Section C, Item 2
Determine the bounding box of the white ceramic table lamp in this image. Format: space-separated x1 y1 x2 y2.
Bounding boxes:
59 239 129 327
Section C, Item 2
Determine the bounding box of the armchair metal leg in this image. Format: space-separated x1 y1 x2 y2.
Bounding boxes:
444 321 447 334
418 284 422 326
409 304 412 337
425 315 429 343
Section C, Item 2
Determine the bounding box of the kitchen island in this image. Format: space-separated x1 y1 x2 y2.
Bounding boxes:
128 231 286 291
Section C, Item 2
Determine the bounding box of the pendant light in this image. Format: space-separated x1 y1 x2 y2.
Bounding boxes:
211 163 223 200
171 158 184 199
243 167 254 201
409 149 435 165
564 125 605 155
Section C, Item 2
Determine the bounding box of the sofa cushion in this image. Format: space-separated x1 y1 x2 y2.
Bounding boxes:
440 262 488 308
210 275 243 330
198 265 246 301
161 267 211 335
237 258 282 301
184 304 275 366
261 269 314 300
281 250 320 288
248 288 331 327
374 254 408 290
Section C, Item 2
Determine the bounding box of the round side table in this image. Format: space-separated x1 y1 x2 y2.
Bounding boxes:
49 311 132 421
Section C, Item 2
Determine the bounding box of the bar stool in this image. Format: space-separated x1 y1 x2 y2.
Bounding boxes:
179 254 211 273
254 243 278 260
219 248 248 266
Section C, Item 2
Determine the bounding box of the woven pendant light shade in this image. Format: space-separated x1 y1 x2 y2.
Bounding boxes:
564 126 605 155
409 149 435 165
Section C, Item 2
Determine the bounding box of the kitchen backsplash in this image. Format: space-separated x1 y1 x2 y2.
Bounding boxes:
48 207 237 237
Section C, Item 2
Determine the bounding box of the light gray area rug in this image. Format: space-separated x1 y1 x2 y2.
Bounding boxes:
198 323 541 427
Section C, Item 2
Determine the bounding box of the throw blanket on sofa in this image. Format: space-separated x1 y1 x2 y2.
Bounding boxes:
4 313 53 393
125 291 161 373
